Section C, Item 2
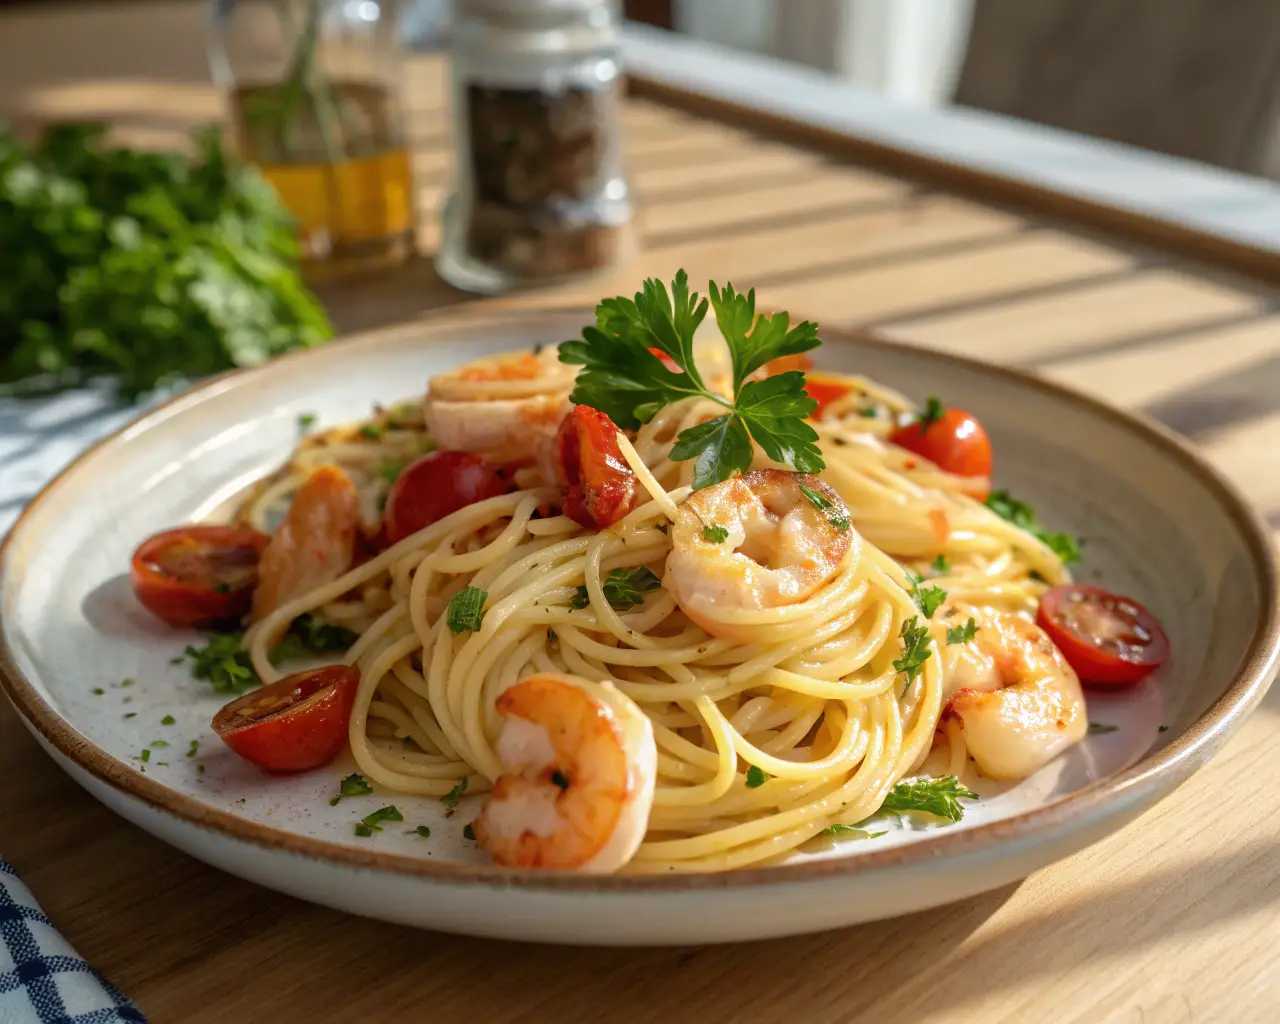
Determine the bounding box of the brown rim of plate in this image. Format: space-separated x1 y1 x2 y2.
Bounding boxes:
1 311 1278 894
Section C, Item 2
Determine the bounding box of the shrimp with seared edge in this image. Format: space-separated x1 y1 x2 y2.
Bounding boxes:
934 604 1087 779
424 347 577 462
664 469 852 642
251 465 362 620
473 673 657 872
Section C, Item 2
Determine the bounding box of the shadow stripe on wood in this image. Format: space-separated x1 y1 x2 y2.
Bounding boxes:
880 270 1271 365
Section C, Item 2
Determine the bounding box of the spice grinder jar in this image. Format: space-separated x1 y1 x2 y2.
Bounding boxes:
436 0 634 294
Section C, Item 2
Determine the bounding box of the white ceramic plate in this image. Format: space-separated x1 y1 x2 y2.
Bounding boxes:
3 309 1277 946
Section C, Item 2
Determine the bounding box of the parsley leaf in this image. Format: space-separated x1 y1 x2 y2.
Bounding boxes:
186 740 199 758
446 587 487 634
893 616 933 686
985 490 1081 564
329 772 373 806
907 574 947 619
442 777 469 808
798 482 833 510
745 765 769 788
271 613 359 662
702 524 730 544
946 618 979 645
559 271 822 488
818 824 887 840
359 806 403 832
297 412 317 432
354 824 374 838
359 423 384 440
161 715 175 726
1088 722 1120 735
931 554 950 574
572 567 662 612
412 825 431 838
880 776 977 822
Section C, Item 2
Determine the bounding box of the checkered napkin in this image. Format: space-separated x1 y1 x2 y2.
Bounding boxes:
0 859 144 1024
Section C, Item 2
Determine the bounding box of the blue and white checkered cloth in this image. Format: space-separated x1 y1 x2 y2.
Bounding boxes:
0 859 144 1024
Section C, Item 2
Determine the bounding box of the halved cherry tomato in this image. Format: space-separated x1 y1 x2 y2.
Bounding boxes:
383 450 508 545
555 405 638 529
1037 585 1169 688
212 665 359 773
888 406 992 491
131 525 270 628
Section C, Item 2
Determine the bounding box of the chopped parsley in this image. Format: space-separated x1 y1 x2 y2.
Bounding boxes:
462 823 476 841
880 776 977 822
857 406 878 418
118 678 134 688
149 740 169 749
181 632 258 694
945 618 979 645
161 715 175 726
359 805 403 832
329 772 373 806
446 587 487 634
907 574 947 619
377 462 406 485
1088 722 1120 735
798 482 833 511
893 616 933 687
186 740 199 758
985 490 1081 564
829 514 851 533
139 749 151 763
559 271 823 489
297 411 317 432
702 524 730 544
91 687 104 696
412 826 431 838
354 824 374 838
442 777 469 808
818 824 887 840
931 554 950 574
745 765 769 788
270 613 359 662
572 566 662 612
358 423 384 440
123 712 137 720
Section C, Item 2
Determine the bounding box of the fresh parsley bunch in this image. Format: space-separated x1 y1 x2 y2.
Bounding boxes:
559 270 824 489
0 122 332 400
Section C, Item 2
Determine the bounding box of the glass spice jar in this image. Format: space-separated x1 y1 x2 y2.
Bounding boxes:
209 0 416 280
436 0 635 294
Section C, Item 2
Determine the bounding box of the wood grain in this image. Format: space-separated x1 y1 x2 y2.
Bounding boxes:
1 4 1279 1023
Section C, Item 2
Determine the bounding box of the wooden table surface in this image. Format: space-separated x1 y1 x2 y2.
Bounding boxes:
2 5 1279 1023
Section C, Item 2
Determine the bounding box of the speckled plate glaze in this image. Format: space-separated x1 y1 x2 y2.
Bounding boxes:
2 309 1277 946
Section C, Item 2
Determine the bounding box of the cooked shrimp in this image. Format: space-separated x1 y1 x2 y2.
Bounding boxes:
473 673 657 872
424 347 577 461
664 469 852 641
250 465 361 620
936 605 1087 780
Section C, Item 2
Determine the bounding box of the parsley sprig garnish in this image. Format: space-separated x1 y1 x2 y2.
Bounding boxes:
906 573 947 619
985 490 1081 564
818 824 886 840
559 271 824 488
330 772 373 806
446 587 487 634
880 776 978 822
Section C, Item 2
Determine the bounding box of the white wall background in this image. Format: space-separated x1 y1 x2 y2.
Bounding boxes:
674 0 975 107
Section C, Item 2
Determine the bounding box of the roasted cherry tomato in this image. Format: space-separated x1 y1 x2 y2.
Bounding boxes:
555 405 638 529
888 406 992 490
1037 585 1169 688
803 373 858 419
383 450 508 545
130 525 270 628
212 665 359 773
